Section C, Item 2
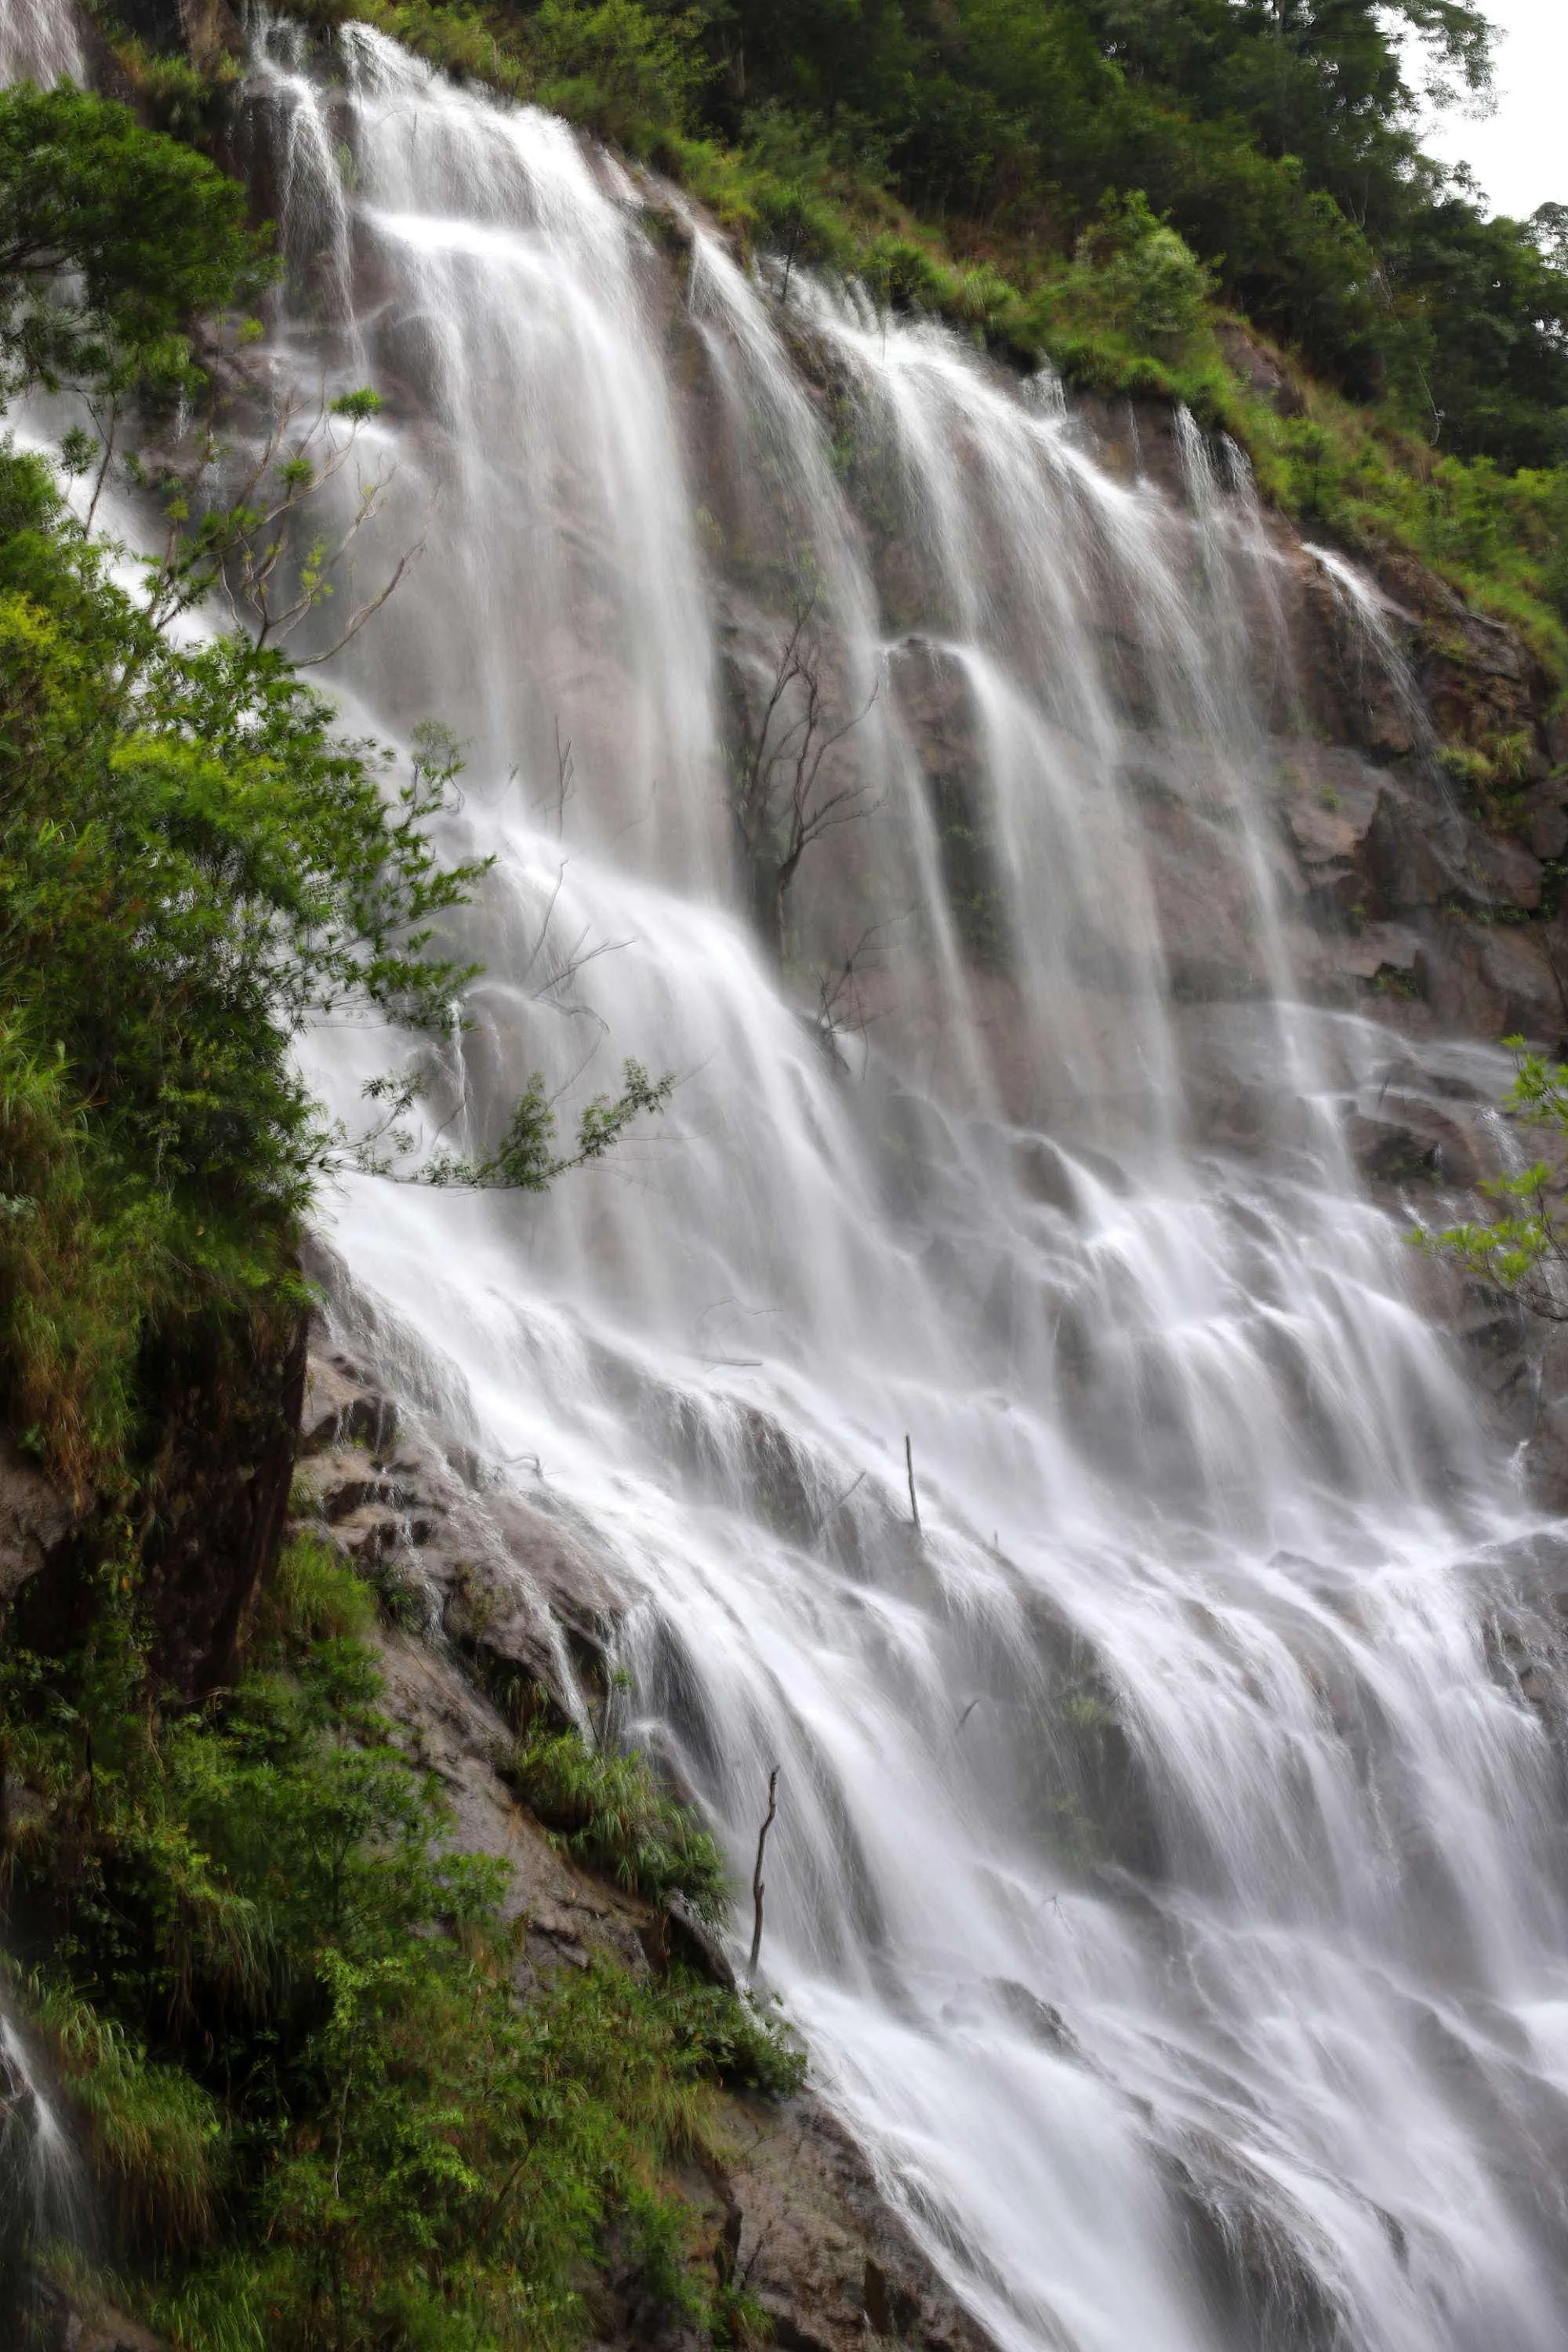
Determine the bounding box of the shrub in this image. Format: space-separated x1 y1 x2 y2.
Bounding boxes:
861 233 950 317
510 1717 730 1922
7 1968 223 2245
258 1531 377 1646
530 0 709 154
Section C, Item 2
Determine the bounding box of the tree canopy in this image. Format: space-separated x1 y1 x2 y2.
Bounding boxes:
0 82 270 400
658 0 1567 463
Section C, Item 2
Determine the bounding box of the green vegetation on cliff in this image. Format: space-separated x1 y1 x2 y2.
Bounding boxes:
3 13 1567 2339
206 0 1568 675
0 86 776 2350
3 1535 799 2348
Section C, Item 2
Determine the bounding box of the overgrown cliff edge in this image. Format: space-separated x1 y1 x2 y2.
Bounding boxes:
8 3 1568 2349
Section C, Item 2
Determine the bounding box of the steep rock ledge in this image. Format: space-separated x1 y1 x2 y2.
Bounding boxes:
5 1295 308 1700
293 1344 999 2352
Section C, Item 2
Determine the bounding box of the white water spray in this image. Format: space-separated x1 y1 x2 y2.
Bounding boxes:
0 0 81 86
239 31 1568 2345
0 2002 89 2311
15 9 1568 2346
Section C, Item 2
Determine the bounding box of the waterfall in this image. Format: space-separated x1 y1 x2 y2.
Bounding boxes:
249 24 1568 2350
0 0 81 85
15 9 1568 2345
0 2003 87 2318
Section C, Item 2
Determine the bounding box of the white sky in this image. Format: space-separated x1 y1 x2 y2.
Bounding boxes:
1412 0 1568 220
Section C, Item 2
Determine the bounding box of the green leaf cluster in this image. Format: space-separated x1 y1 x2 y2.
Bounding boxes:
1415 1040 1568 1320
0 82 272 406
2 1538 803 2348
510 1715 731 1922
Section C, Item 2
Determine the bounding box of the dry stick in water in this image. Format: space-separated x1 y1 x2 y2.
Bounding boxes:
749 1767 780 1976
905 1434 920 1532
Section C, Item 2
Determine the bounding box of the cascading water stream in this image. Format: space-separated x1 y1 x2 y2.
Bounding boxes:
0 0 81 85
0 2002 88 2316
249 23 1568 2349
13 9 1568 2344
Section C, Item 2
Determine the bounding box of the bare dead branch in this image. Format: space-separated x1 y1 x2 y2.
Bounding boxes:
531 718 576 838
729 602 880 958
748 1766 780 1978
813 914 904 1058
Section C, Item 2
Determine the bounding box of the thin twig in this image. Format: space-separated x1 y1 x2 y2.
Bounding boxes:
748 1767 779 1977
810 1468 866 1539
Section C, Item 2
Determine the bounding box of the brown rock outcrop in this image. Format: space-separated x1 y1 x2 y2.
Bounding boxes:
296 1345 625 1719
0 1433 75 1605
363 1596 999 2352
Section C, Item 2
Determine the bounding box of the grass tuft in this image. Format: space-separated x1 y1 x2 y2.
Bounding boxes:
510 1716 731 1923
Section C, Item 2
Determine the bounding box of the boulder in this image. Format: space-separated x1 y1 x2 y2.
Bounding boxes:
1519 779 1568 862
0 1433 75 1605
294 1349 626 1719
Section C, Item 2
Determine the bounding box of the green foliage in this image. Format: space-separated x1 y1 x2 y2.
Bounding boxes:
1240 400 1568 677
0 441 485 1497
106 34 245 147
1090 194 1213 354
377 1059 674 1192
0 84 270 404
859 234 949 317
1026 188 1218 379
510 1715 730 1921
1415 1041 1568 1319
260 1529 379 1643
2 1541 802 2347
530 0 710 152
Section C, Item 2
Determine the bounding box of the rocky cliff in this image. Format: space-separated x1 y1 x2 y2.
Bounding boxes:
9 11 1568 2344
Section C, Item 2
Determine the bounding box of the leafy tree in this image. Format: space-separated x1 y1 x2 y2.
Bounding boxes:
0 82 270 403
666 0 1565 459
1389 200 1568 467
531 0 712 148
0 441 495 1490
0 85 671 1496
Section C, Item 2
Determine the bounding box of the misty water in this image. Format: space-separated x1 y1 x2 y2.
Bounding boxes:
0 0 81 87
16 9 1568 2346
1 2003 87 2298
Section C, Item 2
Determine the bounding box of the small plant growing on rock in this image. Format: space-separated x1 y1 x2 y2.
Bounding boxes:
1416 1040 1568 1316
514 1722 738 1919
511 1715 731 1923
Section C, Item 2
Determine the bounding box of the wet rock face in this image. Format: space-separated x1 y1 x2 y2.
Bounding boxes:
296 1346 626 1723
1279 535 1568 1053
26 2285 169 2352
866 426 1568 1083
719 2100 1000 2352
0 1435 75 1606
8 1298 307 1701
